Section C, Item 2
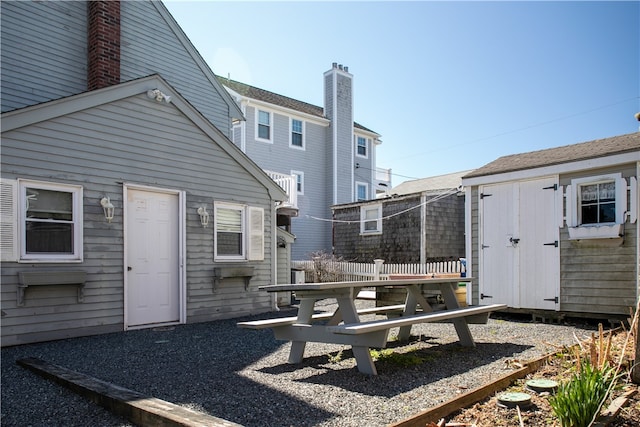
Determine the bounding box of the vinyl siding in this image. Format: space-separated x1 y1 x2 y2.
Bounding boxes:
1 1 235 139
120 2 233 138
558 164 638 315
240 105 332 259
1 93 274 346
0 1 88 112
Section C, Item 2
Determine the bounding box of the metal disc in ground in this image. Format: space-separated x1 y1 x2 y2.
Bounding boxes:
497 392 532 409
526 378 558 393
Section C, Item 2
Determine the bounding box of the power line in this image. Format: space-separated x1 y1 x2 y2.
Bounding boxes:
388 96 640 165
307 186 461 224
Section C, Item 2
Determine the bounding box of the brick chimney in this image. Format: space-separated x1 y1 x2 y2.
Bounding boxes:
87 1 121 90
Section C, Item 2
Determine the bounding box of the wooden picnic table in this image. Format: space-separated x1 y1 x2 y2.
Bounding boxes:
237 277 506 375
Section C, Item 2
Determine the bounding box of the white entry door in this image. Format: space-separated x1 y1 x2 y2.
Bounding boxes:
125 187 182 328
480 177 559 310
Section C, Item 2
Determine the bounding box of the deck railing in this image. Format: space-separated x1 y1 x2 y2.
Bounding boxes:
265 170 298 209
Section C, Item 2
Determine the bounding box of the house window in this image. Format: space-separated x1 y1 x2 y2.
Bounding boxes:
360 204 382 235
19 180 83 262
214 202 264 261
291 170 304 195
356 136 368 158
256 110 271 142
290 119 304 149
356 182 368 201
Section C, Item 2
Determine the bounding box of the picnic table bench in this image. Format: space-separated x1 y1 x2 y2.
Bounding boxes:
237 277 506 375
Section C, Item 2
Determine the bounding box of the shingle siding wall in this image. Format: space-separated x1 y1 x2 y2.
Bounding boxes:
1 1 88 112
1 94 274 346
425 194 466 260
333 193 465 263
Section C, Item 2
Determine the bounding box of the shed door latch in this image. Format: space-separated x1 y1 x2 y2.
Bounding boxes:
544 297 559 303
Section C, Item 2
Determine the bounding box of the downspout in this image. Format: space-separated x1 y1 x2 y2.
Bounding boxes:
271 202 280 311
420 192 426 264
464 185 473 304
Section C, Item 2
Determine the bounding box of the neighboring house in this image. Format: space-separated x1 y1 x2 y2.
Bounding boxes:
221 64 390 260
332 171 471 264
462 133 639 319
0 1 294 346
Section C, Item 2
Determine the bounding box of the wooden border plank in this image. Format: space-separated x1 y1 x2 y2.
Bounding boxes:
388 352 553 427
17 357 242 427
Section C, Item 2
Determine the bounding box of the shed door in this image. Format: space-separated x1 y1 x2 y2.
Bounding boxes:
479 183 517 307
518 178 559 310
125 188 181 328
480 178 559 310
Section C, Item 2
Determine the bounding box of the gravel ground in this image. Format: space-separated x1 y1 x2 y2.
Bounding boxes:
1 300 600 427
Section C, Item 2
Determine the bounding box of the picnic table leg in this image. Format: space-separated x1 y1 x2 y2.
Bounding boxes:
288 298 316 363
398 284 434 341
336 296 377 375
439 283 475 347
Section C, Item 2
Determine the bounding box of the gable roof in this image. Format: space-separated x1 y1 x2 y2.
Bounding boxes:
464 132 640 179
391 170 473 196
220 78 379 135
1 74 287 201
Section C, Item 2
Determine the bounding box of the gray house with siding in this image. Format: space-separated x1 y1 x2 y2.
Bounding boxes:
0 1 294 346
221 67 390 260
332 171 468 264
462 133 639 319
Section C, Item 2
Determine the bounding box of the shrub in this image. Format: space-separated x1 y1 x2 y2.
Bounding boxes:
548 359 617 427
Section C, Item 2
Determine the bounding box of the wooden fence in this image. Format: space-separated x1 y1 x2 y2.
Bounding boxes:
291 259 464 283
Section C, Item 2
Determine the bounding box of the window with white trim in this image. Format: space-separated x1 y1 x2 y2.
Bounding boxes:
18 180 83 262
360 203 382 234
571 174 626 226
214 201 264 261
291 170 304 195
566 174 629 240
290 118 304 149
356 182 368 201
356 136 368 158
256 109 272 142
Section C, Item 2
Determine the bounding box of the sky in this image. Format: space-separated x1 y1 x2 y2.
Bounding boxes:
164 0 639 186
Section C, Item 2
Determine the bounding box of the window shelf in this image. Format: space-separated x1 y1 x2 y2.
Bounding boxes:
17 271 87 306
213 266 254 291
567 224 623 240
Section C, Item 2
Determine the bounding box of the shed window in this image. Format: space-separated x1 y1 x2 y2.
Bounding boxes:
19 180 83 262
579 181 616 224
360 204 382 234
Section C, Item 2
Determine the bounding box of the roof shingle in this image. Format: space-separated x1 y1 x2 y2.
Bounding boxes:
464 132 640 178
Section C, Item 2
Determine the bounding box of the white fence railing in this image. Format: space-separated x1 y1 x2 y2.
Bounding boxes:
265 170 298 209
291 259 464 283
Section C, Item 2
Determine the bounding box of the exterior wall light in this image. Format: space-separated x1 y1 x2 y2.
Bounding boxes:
100 197 115 223
197 206 210 228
